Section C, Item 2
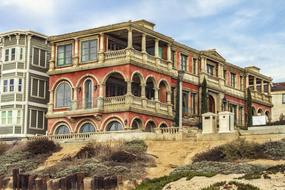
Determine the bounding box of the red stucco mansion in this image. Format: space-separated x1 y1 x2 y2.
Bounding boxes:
46 20 272 135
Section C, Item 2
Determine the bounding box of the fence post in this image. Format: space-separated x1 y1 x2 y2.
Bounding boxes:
76 173 84 190
28 175 36 190
0 175 3 190
12 168 20 190
19 174 29 190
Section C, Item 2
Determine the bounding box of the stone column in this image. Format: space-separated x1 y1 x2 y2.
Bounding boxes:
167 44 172 70
245 75 249 89
253 77 257 91
49 43 55 71
155 87 160 111
126 80 133 104
98 33 105 63
167 90 172 115
72 87 78 110
178 71 185 130
97 83 105 110
154 39 160 65
73 38 79 67
48 90 54 112
261 80 264 94
16 34 20 45
127 28 133 49
141 83 147 108
141 33 147 64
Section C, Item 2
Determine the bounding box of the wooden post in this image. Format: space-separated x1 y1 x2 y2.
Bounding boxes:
0 175 3 190
76 173 85 190
12 169 20 190
28 175 36 190
60 177 67 190
20 174 29 190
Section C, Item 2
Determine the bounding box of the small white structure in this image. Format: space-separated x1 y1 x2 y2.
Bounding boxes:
202 112 217 134
252 115 267 126
218 111 235 133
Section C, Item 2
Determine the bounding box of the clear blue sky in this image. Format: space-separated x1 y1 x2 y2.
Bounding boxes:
1 0 284 82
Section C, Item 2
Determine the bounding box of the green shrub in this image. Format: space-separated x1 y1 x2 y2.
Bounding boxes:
192 138 285 162
25 138 59 155
123 140 148 154
110 150 138 162
202 181 260 190
259 141 285 160
135 171 215 190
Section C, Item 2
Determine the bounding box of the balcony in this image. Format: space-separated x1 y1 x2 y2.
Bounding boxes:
47 95 173 119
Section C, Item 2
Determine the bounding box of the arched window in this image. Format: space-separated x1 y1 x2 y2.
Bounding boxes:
85 79 92 108
105 73 126 97
56 82 72 108
160 123 168 128
55 124 70 134
106 120 123 131
79 122 96 133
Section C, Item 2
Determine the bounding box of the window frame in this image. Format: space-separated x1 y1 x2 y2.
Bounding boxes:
29 109 45 130
56 43 73 67
282 94 285 104
207 64 215 76
32 46 47 68
230 72 236 88
55 81 72 108
30 77 47 99
180 54 188 71
80 39 98 63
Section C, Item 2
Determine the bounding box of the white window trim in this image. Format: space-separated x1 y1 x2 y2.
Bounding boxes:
55 40 74 67
1 78 23 94
29 109 45 130
79 38 99 64
31 46 47 68
0 110 17 126
30 76 47 99
3 46 25 63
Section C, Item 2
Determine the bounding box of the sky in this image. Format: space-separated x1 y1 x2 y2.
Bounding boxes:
1 0 284 82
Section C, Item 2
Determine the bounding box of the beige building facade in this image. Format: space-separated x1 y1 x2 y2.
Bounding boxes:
271 82 285 122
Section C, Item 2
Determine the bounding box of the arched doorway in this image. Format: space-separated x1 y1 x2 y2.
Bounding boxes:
145 77 155 100
208 95 215 113
105 73 127 97
145 120 156 132
257 109 263 116
131 73 142 97
158 80 168 103
131 118 142 130
84 79 93 109
106 120 123 131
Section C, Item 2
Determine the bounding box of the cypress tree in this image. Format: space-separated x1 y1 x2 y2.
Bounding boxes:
246 88 253 128
201 78 208 114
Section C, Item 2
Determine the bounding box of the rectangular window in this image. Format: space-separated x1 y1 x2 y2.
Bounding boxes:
31 78 46 98
240 76 243 90
11 48 16 61
33 48 46 68
40 49 46 67
9 79 14 92
231 73 236 88
1 112 6 125
33 47 39 66
182 91 189 114
5 49 9 61
20 48 23 60
224 70 227 79
81 40 97 62
29 109 44 129
159 47 163 59
193 58 197 74
18 79 22 92
180 54 187 71
7 111 12 124
282 94 285 104
57 44 72 66
17 110 22 125
3 80 8 92
207 64 214 76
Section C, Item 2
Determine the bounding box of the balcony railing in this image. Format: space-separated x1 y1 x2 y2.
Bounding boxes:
105 49 126 60
50 95 173 117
